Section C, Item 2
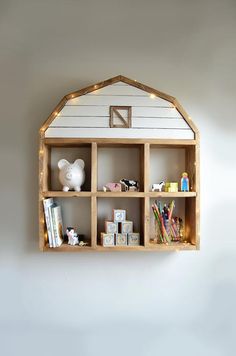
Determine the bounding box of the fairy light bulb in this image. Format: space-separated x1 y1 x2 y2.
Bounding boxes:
150 94 156 99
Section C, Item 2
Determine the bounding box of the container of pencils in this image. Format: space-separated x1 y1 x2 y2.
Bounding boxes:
152 200 184 244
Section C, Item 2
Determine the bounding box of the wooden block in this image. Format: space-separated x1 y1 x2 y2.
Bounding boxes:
116 233 127 246
113 209 126 222
101 233 115 247
165 182 178 192
128 233 140 246
105 221 118 234
121 221 133 234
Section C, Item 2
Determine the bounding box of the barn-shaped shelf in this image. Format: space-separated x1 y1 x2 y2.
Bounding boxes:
39 75 199 252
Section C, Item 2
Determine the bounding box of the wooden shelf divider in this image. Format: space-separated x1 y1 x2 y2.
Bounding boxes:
91 142 98 247
144 143 150 247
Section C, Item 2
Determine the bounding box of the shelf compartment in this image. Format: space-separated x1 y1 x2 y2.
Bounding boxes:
149 145 196 192
97 197 145 247
46 197 92 247
149 197 197 246
97 144 144 192
49 145 92 192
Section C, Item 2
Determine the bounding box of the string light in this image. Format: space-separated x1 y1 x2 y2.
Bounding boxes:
39 150 44 155
94 85 98 89
71 94 75 98
150 93 156 99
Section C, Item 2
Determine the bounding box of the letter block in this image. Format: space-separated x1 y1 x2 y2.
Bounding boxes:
113 209 126 222
121 221 133 234
128 233 140 246
101 233 115 247
105 221 118 234
116 233 127 246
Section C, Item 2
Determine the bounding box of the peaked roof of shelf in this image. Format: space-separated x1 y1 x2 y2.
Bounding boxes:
40 75 199 135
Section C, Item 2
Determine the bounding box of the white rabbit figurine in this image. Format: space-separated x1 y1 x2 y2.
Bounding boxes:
58 159 85 192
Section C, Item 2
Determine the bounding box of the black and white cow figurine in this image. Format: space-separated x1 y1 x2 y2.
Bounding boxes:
120 179 139 192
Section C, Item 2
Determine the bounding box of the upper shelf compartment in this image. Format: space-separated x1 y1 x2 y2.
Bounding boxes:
43 75 197 141
49 145 91 192
97 144 143 192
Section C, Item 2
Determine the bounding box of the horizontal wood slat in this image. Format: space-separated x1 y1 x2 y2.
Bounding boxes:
50 117 189 129
45 127 194 139
58 106 182 118
66 95 173 107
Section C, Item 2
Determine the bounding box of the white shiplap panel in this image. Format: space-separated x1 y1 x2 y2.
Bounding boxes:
45 127 194 139
133 107 181 118
51 117 108 127
133 118 189 129
50 116 189 129
66 95 172 107
89 83 161 97
59 106 181 118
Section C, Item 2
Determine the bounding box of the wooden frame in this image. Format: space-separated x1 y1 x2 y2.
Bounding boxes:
39 76 200 252
109 106 132 128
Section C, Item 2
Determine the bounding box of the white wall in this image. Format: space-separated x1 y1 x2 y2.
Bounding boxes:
0 0 236 355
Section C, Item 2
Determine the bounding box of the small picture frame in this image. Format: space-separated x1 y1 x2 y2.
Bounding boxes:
116 233 128 246
113 209 126 222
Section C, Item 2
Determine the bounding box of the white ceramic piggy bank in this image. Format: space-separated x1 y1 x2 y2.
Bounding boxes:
58 159 85 192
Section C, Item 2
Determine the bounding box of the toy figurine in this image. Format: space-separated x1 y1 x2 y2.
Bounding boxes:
58 159 85 192
120 178 139 191
181 172 189 192
103 182 122 192
151 181 165 192
66 227 79 245
79 241 88 246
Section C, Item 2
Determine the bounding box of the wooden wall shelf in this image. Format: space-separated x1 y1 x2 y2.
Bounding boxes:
39 76 200 252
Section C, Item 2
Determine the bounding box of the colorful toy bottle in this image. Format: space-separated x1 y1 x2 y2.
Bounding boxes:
181 172 189 192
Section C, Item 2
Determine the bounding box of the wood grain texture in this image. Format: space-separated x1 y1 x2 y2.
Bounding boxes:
43 242 197 252
91 196 97 248
91 142 97 192
44 138 196 146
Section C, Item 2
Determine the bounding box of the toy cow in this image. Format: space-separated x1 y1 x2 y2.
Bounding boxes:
120 179 139 192
66 227 79 246
151 181 165 192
